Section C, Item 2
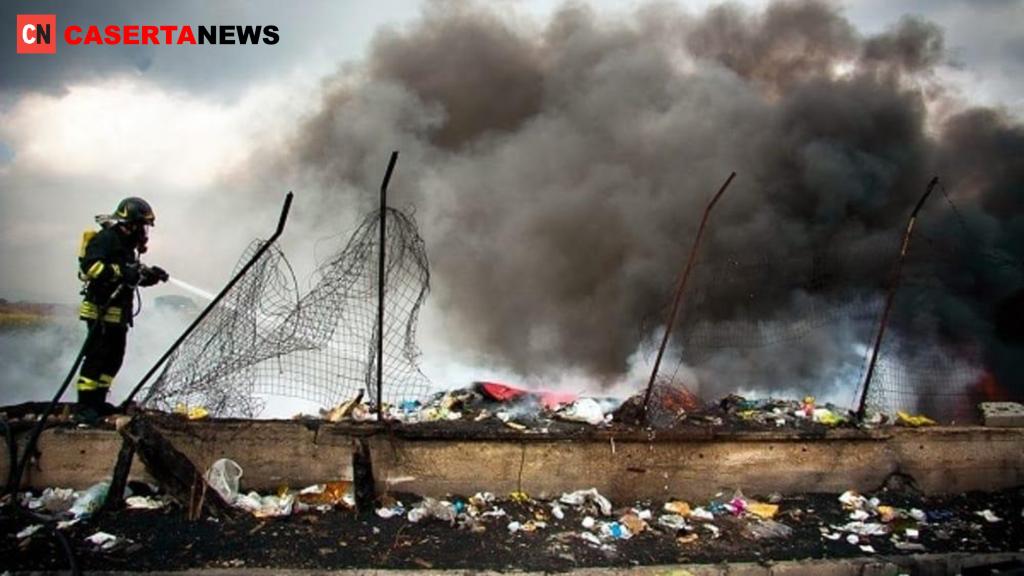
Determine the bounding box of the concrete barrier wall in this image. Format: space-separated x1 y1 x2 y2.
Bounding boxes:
367 427 1024 501
3 421 1022 500
157 421 355 489
369 436 897 501
3 427 152 490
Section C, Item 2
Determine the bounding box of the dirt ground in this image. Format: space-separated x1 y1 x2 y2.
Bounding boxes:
3 482 1022 572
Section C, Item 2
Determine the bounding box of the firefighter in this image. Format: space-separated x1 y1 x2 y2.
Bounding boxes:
76 197 168 419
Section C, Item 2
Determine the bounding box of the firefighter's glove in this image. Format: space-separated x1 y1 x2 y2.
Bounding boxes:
139 265 169 287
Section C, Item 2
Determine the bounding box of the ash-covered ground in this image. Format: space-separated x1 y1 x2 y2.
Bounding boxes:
3 483 1023 572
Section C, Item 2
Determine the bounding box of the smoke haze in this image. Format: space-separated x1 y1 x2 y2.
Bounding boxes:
271 0 1022 404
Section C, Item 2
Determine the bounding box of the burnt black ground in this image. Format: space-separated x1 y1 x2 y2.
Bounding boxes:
3 486 1022 572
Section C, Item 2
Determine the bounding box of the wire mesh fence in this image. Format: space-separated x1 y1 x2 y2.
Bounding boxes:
137 180 1018 423
140 207 431 418
651 190 1019 422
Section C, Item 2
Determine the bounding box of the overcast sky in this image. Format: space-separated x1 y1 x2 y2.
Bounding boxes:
1 0 1020 314
0 1 1019 292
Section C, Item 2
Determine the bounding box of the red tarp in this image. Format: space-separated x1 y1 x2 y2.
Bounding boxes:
475 381 577 409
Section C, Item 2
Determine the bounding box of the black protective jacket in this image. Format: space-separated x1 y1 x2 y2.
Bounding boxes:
78 225 139 325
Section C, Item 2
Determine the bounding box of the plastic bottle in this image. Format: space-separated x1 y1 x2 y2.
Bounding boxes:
69 481 110 519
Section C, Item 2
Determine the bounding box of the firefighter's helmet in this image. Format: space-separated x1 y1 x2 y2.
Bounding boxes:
113 197 156 227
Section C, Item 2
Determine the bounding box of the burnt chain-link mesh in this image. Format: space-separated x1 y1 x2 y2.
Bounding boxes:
141 207 431 418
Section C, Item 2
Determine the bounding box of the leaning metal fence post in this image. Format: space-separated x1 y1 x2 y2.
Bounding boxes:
856 176 939 421
641 172 736 426
122 191 294 407
376 151 399 422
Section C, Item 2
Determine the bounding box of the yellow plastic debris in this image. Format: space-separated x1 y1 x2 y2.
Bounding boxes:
509 491 530 503
897 411 936 427
747 502 779 519
815 410 845 426
664 501 691 517
174 404 209 420
297 481 354 508
877 505 897 522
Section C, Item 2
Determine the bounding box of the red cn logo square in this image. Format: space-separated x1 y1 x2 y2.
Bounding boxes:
17 14 57 54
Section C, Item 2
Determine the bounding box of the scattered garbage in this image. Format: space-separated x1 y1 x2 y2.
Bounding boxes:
205 458 243 503
376 503 406 519
578 531 603 546
690 507 715 521
657 514 689 531
407 497 456 524
16 525 43 540
812 408 846 426
896 411 936 427
838 490 867 510
619 512 648 535
286 384 944 434
664 500 691 516
599 521 632 540
555 398 607 426
69 481 110 519
321 391 364 422
976 509 1003 523
836 521 889 536
173 403 209 420
560 488 613 516
85 531 121 550
508 519 546 533
747 502 779 519
10 456 1018 570
550 502 565 520
125 496 166 510
19 487 75 514
746 519 793 539
296 481 354 510
234 491 295 518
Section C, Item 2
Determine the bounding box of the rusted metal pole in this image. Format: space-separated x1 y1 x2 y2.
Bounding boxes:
377 151 399 421
123 191 294 407
856 176 939 421
641 172 736 425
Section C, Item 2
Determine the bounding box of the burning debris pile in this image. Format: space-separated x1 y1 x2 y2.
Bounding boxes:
300 381 934 432
139 206 432 418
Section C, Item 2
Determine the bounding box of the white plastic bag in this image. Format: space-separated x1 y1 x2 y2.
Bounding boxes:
205 458 243 503
557 398 606 425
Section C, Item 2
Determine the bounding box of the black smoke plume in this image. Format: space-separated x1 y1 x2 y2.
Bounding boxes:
281 0 1023 406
